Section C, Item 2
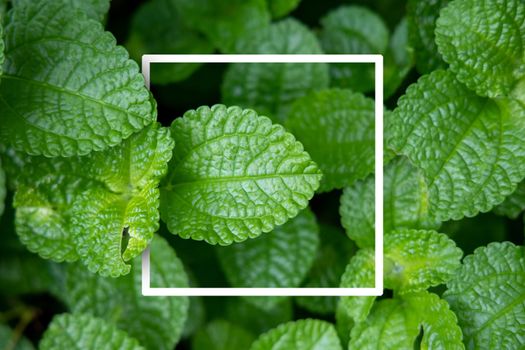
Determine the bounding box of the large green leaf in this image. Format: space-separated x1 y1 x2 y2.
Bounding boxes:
249 319 342 350
40 313 144 350
63 236 189 350
286 89 375 192
160 105 321 245
192 320 255 350
436 0 525 98
12 0 110 22
349 292 464 349
221 19 329 123
0 1 154 157
389 69 525 221
444 242 525 349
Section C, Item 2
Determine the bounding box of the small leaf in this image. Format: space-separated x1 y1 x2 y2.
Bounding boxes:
160 105 321 245
493 181 525 219
389 69 525 221
286 89 375 192
267 0 301 18
249 319 342 350
192 320 255 350
349 292 464 350
40 313 144 350
221 19 329 123
12 0 110 22
63 236 189 350
444 242 525 349
0 1 154 157
436 0 525 98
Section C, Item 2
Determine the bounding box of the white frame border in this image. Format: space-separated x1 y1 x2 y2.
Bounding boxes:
141 54 383 297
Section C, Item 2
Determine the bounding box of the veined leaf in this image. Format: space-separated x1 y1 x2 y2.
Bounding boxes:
444 242 525 349
221 19 329 123
249 319 342 350
389 69 525 221
160 105 321 245
267 0 301 18
0 1 154 157
286 89 375 192
349 292 464 350
493 181 525 219
63 236 189 350
192 320 255 350
12 0 110 22
0 324 35 350
436 0 525 98
40 313 144 350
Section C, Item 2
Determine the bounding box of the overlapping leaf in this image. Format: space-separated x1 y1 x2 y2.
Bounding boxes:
192 320 255 350
160 105 321 245
494 181 525 219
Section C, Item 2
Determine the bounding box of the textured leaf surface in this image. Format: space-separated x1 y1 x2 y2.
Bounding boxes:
287 89 375 192
63 236 189 350
174 0 270 52
406 0 449 73
12 0 110 22
40 314 144 350
222 19 329 122
436 0 525 98
267 0 301 18
0 1 154 157
217 209 319 291
493 181 525 219
319 5 387 93
127 0 213 85
389 69 525 221
349 292 464 350
160 105 321 245
0 324 35 350
250 319 342 350
192 320 255 350
444 242 525 349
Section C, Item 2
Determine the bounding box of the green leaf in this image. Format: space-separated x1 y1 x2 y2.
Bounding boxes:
340 179 375 248
0 324 35 350
221 19 329 123
192 320 255 350
126 0 213 85
160 105 321 245
267 0 301 18
319 5 387 93
349 292 464 350
444 242 525 349
406 0 449 73
217 209 319 303
249 319 342 350
63 236 189 350
389 69 525 221
0 1 154 157
384 18 413 97
493 181 525 219
14 124 173 276
225 298 293 334
40 313 144 350
174 0 270 52
286 89 375 192
435 0 525 98
0 158 5 217
12 0 110 22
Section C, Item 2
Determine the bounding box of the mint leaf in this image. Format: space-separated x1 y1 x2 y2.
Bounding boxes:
389 69 525 221
225 298 293 334
221 19 329 123
267 0 301 18
63 236 189 350
12 0 110 22
349 292 464 350
444 242 525 348
250 319 342 350
340 179 375 248
160 105 321 245
435 0 525 98
384 18 413 97
493 181 525 219
286 89 375 192
0 324 34 350
40 313 144 350
126 0 213 85
0 1 154 157
192 320 255 350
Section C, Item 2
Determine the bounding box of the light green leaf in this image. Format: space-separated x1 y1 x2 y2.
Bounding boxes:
221 19 329 123
63 236 189 350
0 324 35 350
12 0 110 22
0 1 154 157
389 69 525 221
286 89 375 192
406 0 449 73
250 319 342 350
192 320 255 350
444 242 525 349
160 105 321 245
340 179 375 248
436 0 525 98
267 0 301 18
174 0 270 52
349 292 464 350
319 5 387 93
493 181 525 219
126 0 213 85
40 313 144 350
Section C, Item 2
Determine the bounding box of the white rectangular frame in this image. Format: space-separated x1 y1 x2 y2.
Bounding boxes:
141 54 383 297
